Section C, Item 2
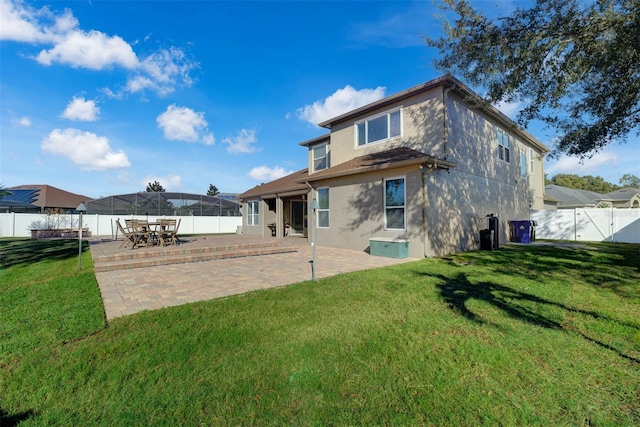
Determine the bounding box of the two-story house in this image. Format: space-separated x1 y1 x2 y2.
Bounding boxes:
239 74 549 257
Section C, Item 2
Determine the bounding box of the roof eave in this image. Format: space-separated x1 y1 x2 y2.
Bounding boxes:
299 156 457 183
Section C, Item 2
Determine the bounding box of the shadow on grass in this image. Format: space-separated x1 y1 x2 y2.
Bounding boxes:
428 271 640 364
0 407 35 426
446 243 640 300
0 239 86 269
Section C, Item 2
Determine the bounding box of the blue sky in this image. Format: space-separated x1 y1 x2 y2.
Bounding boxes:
1 0 638 199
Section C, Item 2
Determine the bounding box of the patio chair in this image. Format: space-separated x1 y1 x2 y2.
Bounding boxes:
116 219 137 249
158 218 181 246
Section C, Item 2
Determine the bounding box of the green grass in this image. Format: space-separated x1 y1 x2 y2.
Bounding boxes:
1 239 639 426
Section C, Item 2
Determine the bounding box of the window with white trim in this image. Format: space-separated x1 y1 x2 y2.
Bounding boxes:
317 188 329 228
384 177 406 230
497 129 510 162
356 108 402 147
520 152 527 177
529 148 535 174
247 200 259 226
312 143 328 172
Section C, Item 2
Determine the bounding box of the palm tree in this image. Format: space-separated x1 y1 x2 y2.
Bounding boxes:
0 184 11 199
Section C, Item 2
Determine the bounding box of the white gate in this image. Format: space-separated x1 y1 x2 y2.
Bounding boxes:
531 208 640 243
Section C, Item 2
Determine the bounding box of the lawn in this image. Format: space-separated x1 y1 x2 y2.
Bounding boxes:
1 238 638 425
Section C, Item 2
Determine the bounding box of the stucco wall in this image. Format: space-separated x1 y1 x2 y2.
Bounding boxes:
311 166 425 258
323 86 445 166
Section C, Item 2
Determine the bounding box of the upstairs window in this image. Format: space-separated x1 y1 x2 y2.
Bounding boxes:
498 129 510 162
312 143 328 172
356 108 402 147
529 148 535 174
520 152 527 177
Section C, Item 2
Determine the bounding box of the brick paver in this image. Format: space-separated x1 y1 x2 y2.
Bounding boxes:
89 235 418 320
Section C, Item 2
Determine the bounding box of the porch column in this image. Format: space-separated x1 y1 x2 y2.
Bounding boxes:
276 196 284 239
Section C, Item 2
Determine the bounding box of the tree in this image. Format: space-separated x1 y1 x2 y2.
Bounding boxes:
619 173 640 188
0 184 11 199
207 184 220 196
547 174 618 193
146 181 165 192
427 0 639 158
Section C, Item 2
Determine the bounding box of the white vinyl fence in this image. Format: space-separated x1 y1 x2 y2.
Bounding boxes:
0 213 242 238
531 208 640 244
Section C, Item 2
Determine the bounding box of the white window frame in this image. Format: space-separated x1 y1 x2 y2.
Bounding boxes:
498 129 510 162
247 200 259 226
316 187 329 228
355 107 402 147
312 143 328 172
384 177 406 230
529 148 535 174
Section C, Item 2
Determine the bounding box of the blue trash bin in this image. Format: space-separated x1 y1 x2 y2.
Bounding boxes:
509 220 531 243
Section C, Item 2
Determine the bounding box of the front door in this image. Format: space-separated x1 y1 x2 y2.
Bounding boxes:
290 200 307 236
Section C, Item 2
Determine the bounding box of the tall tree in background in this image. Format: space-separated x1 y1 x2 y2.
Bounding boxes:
546 174 618 193
207 184 220 196
427 0 639 158
619 173 640 188
146 181 165 192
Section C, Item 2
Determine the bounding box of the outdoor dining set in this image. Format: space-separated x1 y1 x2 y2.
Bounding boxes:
116 218 181 249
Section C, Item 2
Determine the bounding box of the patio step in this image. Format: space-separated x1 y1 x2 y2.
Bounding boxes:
92 242 298 272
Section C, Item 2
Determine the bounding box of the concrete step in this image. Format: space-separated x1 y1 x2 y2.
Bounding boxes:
93 242 298 272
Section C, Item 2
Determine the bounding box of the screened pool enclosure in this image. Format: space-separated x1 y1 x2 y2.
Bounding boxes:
86 192 241 216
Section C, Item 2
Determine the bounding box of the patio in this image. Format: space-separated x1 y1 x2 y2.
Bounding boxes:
89 235 417 319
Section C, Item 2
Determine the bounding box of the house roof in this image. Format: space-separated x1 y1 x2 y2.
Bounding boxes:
301 147 456 183
544 184 611 208
7 184 91 210
605 187 640 201
238 169 309 200
299 133 331 148
316 74 550 154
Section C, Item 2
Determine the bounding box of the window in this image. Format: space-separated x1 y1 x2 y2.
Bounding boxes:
356 108 402 146
384 177 406 230
312 143 328 172
520 152 527 177
317 188 329 228
529 148 535 174
247 200 259 226
497 129 510 162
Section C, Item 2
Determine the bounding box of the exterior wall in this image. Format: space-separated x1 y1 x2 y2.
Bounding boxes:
321 86 445 166
309 166 425 258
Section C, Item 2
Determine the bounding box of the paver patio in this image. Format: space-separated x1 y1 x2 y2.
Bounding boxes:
89 235 417 320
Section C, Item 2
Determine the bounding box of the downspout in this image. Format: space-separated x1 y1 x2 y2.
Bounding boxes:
421 162 438 257
442 85 452 161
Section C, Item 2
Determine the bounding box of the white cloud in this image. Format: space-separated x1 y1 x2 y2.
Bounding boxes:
141 174 182 191
1 0 196 96
296 85 386 125
248 165 293 181
156 105 214 144
223 129 260 154
545 150 619 176
36 30 138 70
61 96 99 121
493 99 525 119
41 128 130 170
12 116 31 127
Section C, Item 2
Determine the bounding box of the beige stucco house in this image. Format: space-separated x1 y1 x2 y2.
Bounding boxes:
239 75 549 257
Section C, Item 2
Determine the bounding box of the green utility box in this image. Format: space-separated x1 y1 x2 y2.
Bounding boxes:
369 237 409 259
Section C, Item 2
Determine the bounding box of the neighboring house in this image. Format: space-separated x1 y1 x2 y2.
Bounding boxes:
544 185 640 209
239 74 550 257
605 187 640 208
0 189 41 213
6 185 91 213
